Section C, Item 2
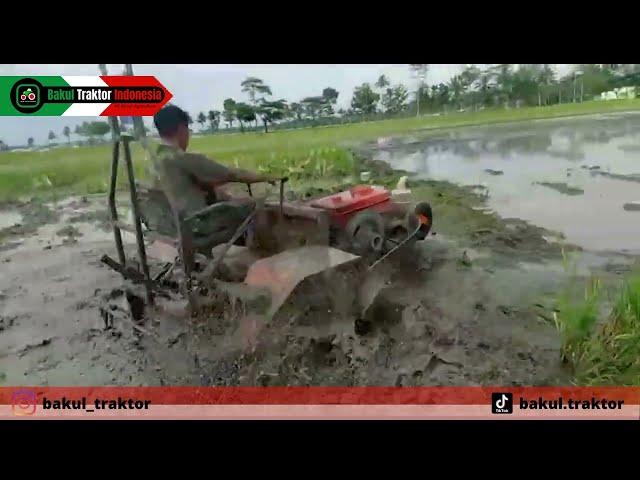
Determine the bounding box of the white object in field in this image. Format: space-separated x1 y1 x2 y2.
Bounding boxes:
377 137 392 148
360 171 372 182
391 175 412 202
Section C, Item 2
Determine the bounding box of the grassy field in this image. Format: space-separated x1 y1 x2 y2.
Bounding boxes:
2 99 640 202
555 272 640 386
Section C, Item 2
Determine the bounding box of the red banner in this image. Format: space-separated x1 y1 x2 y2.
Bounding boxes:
1 387 638 405
99 75 172 116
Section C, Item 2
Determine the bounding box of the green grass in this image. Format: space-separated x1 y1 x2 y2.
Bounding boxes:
555 273 640 386
2 99 640 202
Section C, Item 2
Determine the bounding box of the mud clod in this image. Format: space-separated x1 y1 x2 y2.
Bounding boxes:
17 337 53 357
0 315 19 331
125 290 145 322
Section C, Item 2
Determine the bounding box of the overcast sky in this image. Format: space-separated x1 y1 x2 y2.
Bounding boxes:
0 64 572 145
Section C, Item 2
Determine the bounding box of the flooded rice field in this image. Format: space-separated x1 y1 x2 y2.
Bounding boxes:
376 112 640 253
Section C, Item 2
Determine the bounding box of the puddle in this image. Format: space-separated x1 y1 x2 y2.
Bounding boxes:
376 112 640 254
0 210 24 229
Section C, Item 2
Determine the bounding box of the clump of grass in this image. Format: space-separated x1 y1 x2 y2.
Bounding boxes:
554 273 640 385
254 147 353 180
554 277 602 364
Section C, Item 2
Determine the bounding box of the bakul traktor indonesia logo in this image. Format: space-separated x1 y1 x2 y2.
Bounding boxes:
3 75 172 116
11 78 43 113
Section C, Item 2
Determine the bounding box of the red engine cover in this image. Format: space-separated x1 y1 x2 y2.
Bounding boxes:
310 185 391 215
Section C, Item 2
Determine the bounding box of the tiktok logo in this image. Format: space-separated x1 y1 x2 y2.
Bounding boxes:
491 392 513 414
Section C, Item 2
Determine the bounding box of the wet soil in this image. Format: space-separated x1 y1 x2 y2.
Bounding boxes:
0 176 582 387
3 114 640 386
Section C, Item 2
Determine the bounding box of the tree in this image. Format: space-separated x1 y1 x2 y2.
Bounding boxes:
410 64 429 77
289 102 304 121
257 99 287 133
241 77 272 106
223 98 237 128
381 84 409 114
573 64 615 101
197 112 207 131
535 64 556 106
448 75 466 109
322 87 339 104
27 137 34 148
375 76 390 112
509 65 540 106
0 140 7 151
235 103 256 133
301 96 325 121
241 77 272 128
48 130 56 143
321 87 339 115
460 65 481 89
73 121 110 145
467 71 493 109
351 83 380 116
207 110 220 132
459 65 482 110
375 75 390 90
490 64 514 106
85 121 111 136
63 126 71 143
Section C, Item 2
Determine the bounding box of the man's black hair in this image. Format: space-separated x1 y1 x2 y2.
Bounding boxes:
153 105 190 137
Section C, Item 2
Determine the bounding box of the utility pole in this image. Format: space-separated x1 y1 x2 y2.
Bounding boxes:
416 71 426 117
410 65 428 117
574 70 584 103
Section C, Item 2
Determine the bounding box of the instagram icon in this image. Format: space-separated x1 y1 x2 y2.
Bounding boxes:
12 389 37 416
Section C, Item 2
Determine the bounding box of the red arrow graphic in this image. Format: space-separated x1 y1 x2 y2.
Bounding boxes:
99 76 173 117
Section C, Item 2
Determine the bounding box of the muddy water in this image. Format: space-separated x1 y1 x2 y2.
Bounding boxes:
376 112 640 253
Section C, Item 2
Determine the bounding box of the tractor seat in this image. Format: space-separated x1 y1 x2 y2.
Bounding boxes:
136 182 254 254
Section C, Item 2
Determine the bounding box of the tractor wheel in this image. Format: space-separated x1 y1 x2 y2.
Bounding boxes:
345 210 385 257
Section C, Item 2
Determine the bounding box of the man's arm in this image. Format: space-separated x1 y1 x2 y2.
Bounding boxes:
182 153 277 186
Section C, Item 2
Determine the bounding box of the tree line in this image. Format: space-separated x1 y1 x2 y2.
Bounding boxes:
192 64 640 134
4 64 640 148
193 75 411 134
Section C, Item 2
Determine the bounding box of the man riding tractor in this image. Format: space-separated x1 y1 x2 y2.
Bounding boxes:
144 105 284 258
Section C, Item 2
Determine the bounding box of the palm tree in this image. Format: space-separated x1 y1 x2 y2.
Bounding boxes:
375 75 390 89
490 64 514 106
448 76 466 110
207 110 220 132
63 126 71 143
197 112 207 131
475 72 492 108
